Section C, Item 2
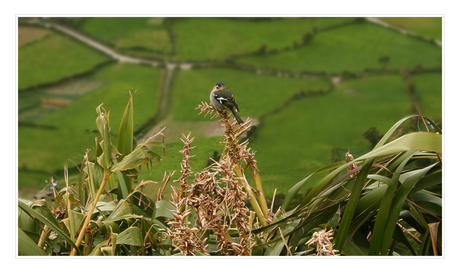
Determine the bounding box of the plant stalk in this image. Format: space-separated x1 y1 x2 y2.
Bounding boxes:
83 229 93 255
70 171 110 256
38 225 51 249
250 169 269 217
234 166 267 226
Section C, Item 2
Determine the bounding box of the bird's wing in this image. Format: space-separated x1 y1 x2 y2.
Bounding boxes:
227 95 239 112
214 90 240 112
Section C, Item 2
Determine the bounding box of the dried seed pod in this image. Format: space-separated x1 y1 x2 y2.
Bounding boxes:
305 228 340 256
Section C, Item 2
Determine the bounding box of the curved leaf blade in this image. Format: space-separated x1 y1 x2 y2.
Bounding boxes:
368 151 416 255
335 158 374 250
18 228 47 256
380 162 438 253
117 227 143 246
18 200 80 254
283 161 345 209
117 91 134 159
358 132 442 161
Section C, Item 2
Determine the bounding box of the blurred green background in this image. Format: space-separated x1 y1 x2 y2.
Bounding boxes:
17 17 442 200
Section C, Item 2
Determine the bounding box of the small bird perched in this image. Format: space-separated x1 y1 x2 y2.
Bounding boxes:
210 81 244 124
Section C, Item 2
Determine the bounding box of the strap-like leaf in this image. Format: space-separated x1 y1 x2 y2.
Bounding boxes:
368 151 416 255
117 227 143 246
335 158 375 250
380 162 438 253
18 228 47 256
18 200 80 254
283 161 345 210
117 92 135 200
111 134 164 173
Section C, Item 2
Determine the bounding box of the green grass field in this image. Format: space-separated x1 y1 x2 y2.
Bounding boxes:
18 33 110 90
78 17 172 54
172 17 357 61
38 63 162 131
18 26 52 47
171 67 331 122
236 20 442 73
18 79 107 123
18 91 47 113
411 72 442 121
18 63 163 188
379 17 442 41
250 74 413 195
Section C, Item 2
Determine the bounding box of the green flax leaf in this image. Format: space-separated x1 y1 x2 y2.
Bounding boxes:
18 228 47 256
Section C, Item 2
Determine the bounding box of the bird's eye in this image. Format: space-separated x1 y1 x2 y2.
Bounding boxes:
216 84 220 88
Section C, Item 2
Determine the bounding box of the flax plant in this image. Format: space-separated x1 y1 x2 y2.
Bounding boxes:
269 115 442 256
18 94 168 256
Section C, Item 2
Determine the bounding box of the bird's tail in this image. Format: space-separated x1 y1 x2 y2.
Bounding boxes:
231 108 244 124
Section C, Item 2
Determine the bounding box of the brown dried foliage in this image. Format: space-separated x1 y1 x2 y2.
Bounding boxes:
165 102 265 256
346 149 358 179
305 228 340 256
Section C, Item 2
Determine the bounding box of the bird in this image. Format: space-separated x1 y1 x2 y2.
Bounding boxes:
210 81 244 124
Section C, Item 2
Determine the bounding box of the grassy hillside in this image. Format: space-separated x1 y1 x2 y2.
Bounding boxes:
18 63 163 188
172 17 357 61
17 17 442 201
411 72 443 121
250 74 412 194
379 17 442 41
236 21 441 73
18 79 107 123
38 63 162 131
170 67 331 121
18 26 52 46
18 32 110 90
79 17 173 54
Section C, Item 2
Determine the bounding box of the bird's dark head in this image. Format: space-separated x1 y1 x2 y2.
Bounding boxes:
214 81 226 91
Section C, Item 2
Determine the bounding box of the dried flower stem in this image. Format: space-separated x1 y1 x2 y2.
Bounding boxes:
177 133 195 195
278 227 292 256
397 222 422 244
183 102 271 255
166 133 209 255
166 187 209 255
157 171 175 201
